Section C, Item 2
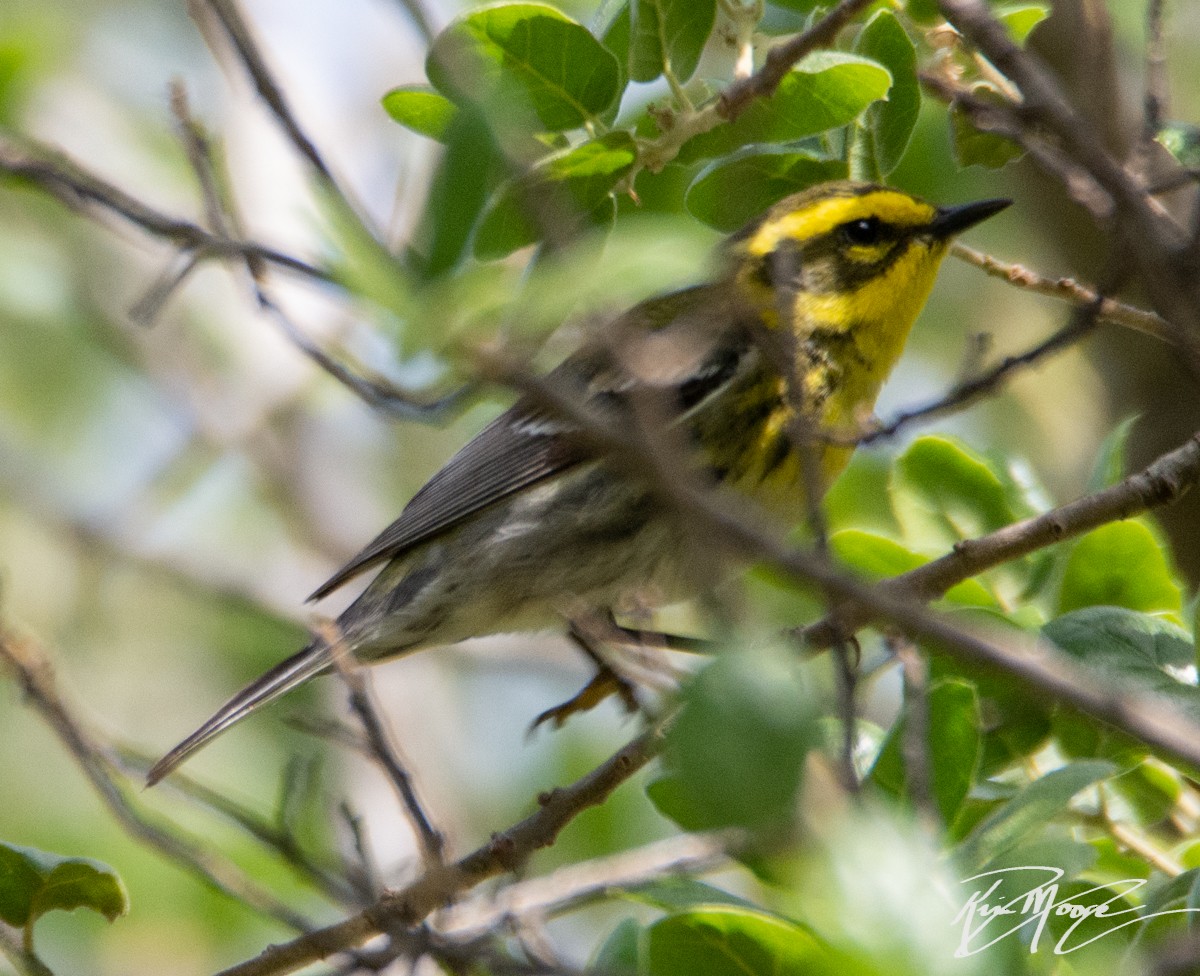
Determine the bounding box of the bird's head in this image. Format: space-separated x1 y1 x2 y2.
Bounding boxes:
724 181 1010 351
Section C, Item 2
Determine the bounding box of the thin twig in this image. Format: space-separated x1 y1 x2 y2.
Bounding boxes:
339 801 382 903
213 728 664 976
171 81 231 236
388 0 437 47
894 639 938 829
0 627 317 932
718 0 876 120
1075 811 1184 877
254 290 475 420
115 747 357 905
0 925 52 976
320 622 446 866
851 285 1107 445
200 0 334 185
437 831 736 938
0 136 328 281
128 249 204 325
951 243 1174 344
638 0 875 171
169 90 475 422
1144 0 1169 143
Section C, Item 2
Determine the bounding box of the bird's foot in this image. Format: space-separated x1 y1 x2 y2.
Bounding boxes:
529 663 640 733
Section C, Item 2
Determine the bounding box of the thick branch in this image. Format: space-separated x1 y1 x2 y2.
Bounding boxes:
804 431 1200 644
489 359 1200 776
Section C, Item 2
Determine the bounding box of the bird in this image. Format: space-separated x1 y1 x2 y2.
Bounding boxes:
148 181 1009 785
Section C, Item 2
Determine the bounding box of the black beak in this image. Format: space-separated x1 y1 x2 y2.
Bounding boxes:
930 197 1012 238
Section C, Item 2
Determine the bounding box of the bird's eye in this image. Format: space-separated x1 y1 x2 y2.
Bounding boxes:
840 217 883 246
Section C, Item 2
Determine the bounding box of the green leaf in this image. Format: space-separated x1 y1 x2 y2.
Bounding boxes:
592 917 642 975
649 645 818 831
427 4 621 132
767 0 831 11
968 839 1100 917
868 679 981 825
957 760 1116 870
1144 867 1200 916
1156 122 1200 168
854 10 919 175
1090 835 1152 885
413 108 505 277
1044 607 1199 731
949 85 1025 168
996 4 1050 45
1046 606 1193 674
1057 521 1182 617
380 85 461 142
1108 761 1182 826
824 453 898 535
891 435 1018 550
677 52 892 163
1087 415 1140 491
628 0 716 84
646 906 827 976
685 147 845 231
832 528 924 577
829 529 997 606
474 130 638 259
615 878 758 912
600 2 632 117
1133 868 1200 945
907 0 942 23
1039 878 1140 950
0 842 127 931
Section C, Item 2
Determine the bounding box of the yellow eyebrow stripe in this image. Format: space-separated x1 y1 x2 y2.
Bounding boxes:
746 190 937 256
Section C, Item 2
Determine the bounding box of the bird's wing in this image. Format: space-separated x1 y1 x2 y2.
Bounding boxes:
307 402 590 601
308 285 753 602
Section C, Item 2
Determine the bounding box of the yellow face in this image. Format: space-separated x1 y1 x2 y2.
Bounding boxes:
722 181 1008 487
728 182 991 396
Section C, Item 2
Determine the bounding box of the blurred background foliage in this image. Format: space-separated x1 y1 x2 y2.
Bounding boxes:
2 0 1200 974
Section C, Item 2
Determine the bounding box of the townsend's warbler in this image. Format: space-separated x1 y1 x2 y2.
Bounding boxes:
149 181 1009 784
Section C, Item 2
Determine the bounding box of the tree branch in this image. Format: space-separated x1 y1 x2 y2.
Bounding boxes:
639 0 876 171
803 430 1200 645
214 729 663 976
322 623 445 866
0 136 328 282
0 626 318 932
485 356 1200 775
951 243 1174 344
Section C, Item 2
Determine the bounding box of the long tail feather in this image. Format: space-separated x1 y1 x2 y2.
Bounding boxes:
147 640 332 786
